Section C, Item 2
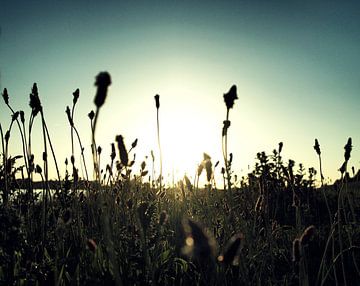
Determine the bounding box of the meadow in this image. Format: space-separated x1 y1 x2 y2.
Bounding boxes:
0 72 359 286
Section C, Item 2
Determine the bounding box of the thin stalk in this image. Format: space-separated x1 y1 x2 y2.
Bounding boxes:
156 107 163 191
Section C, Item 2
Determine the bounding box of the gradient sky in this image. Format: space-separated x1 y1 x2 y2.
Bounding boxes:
1 0 359 185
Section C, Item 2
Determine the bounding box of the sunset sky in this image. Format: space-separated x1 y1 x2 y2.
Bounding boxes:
1 1 359 185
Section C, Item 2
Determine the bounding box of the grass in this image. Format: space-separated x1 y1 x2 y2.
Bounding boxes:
0 73 360 285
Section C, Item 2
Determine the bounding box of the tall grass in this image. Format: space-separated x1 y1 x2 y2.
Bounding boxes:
0 74 359 286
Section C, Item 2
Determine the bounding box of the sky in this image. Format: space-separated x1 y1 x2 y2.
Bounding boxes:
0 0 359 186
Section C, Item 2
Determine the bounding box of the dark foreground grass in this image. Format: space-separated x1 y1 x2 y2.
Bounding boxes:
1 74 360 286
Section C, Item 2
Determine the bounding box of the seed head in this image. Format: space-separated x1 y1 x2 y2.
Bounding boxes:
278 142 283 154
29 83 42 116
223 85 238 109
73 88 80 105
314 139 321 156
94 72 111 108
115 135 128 166
344 137 352 162
2 88 9 104
154 94 160 109
110 143 116 160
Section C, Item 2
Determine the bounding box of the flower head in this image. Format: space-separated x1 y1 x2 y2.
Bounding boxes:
314 139 321 156
29 83 42 116
2 88 9 105
154 94 160 109
223 85 238 109
94 72 111 108
73 88 80 105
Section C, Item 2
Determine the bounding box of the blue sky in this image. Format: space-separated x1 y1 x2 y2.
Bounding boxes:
1 0 359 184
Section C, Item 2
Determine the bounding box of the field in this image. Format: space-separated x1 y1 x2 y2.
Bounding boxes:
1 74 360 286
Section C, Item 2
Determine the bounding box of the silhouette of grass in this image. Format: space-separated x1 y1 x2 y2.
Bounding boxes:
0 73 359 286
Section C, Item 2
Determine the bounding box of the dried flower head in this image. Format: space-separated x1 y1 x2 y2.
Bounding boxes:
223 85 238 109
278 142 283 154
2 88 9 104
115 135 128 166
73 88 80 105
131 138 138 149
29 83 42 116
314 139 321 156
154 94 160 109
94 72 111 108
218 233 244 266
111 143 116 160
344 137 352 162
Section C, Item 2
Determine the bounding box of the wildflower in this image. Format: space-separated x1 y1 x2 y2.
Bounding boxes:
218 233 244 265
314 139 321 156
223 85 238 109
300 225 316 245
154 94 160 109
115 135 128 166
182 218 216 259
2 88 9 104
97 146 102 155
73 88 80 105
94 72 111 108
29 83 42 117
344 137 352 162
